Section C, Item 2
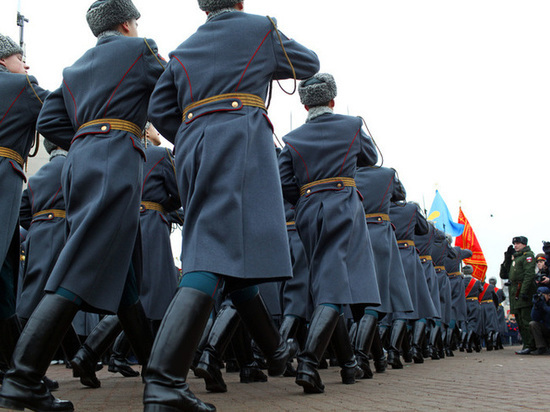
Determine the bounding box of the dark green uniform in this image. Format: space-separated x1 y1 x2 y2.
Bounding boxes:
507 246 537 350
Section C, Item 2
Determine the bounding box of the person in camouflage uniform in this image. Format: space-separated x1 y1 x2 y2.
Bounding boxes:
500 236 537 354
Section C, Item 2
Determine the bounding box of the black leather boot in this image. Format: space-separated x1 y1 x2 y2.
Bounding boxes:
370 324 387 373
108 332 140 377
465 330 474 353
386 320 406 370
191 315 214 376
0 314 21 370
143 288 215 412
429 325 441 360
71 315 122 388
410 321 426 364
195 305 241 393
232 292 295 377
354 314 377 379
118 300 154 373
61 325 81 363
401 327 413 363
0 294 78 411
295 305 340 394
486 333 494 351
445 326 455 357
279 316 301 377
331 314 363 384
459 328 467 352
232 324 267 384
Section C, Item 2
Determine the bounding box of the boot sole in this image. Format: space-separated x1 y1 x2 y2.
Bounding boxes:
195 366 227 393
71 361 101 389
0 396 74 412
108 364 140 377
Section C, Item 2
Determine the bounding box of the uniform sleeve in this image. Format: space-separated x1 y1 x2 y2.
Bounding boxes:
269 18 320 80
148 63 181 143
142 38 166 89
357 127 378 167
414 205 429 236
19 188 32 230
25 75 50 109
278 145 300 205
519 254 536 296
460 248 473 260
37 86 75 151
161 149 181 213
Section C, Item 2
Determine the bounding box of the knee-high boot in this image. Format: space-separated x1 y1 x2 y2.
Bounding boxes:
195 305 241 393
295 305 340 394
232 293 295 377
429 324 441 360
191 315 214 375
0 294 78 411
71 315 122 388
231 324 267 384
410 321 426 364
0 314 21 370
446 326 456 356
143 288 215 412
401 327 413 363
354 314 377 379
331 314 363 384
486 332 494 351
279 316 301 377
61 325 81 363
108 332 140 377
386 320 407 370
370 324 387 373
118 300 154 372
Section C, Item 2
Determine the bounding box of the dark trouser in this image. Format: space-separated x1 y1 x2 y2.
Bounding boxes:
529 320 550 349
515 306 535 350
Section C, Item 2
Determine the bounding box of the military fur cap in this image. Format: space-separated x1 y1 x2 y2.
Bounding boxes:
198 0 243 12
489 277 497 285
86 0 141 37
462 265 474 275
512 235 528 245
43 139 57 155
299 73 337 107
0 34 23 60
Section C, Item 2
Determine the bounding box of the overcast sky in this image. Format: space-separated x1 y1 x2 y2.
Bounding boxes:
2 1 549 282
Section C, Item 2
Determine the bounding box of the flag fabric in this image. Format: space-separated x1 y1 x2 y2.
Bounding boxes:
427 190 464 236
455 207 488 281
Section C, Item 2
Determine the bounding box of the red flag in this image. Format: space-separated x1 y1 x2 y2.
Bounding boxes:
455 207 487 281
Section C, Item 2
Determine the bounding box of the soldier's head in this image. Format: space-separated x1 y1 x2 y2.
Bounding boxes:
462 264 474 277
299 73 337 111
198 0 244 13
536 254 547 271
489 277 497 286
86 0 141 38
512 236 528 252
0 34 28 74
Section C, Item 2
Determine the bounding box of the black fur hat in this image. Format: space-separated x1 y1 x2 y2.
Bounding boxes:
299 73 337 107
198 0 243 12
86 0 141 37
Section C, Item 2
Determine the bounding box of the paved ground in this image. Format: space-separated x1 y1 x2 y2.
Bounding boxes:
3 345 548 411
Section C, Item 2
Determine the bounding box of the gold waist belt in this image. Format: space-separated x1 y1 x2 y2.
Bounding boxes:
397 240 415 248
141 201 165 214
286 221 295 226
466 297 479 301
448 271 462 277
480 299 494 304
365 213 390 222
434 266 445 271
0 147 24 167
183 93 266 121
33 209 66 219
300 177 356 197
419 255 432 261
78 118 142 138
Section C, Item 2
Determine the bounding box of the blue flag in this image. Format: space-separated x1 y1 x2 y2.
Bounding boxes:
427 190 464 236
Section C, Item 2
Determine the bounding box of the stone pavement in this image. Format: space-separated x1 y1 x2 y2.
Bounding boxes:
5 345 548 411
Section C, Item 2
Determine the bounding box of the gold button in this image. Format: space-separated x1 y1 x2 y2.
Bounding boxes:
378 217 382 221
48 214 53 219
306 189 311 194
232 101 239 108
188 113 193 119
337 183 342 188
101 125 107 131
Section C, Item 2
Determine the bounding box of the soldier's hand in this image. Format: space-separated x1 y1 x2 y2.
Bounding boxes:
504 245 514 259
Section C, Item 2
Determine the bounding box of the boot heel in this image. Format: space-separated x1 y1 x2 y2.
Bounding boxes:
0 397 25 411
296 373 324 394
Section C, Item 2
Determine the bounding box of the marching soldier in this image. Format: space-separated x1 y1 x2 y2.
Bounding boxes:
478 279 499 351
389 200 439 366
491 278 507 349
354 166 414 373
462 266 482 352
0 1 165 411
500 236 537 355
0 34 49 387
279 73 380 393
145 1 320 410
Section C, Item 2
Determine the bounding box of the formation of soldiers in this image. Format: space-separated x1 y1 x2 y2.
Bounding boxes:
0 1 508 411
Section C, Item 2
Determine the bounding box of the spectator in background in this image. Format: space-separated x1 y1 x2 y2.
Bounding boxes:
535 254 549 286
529 286 550 355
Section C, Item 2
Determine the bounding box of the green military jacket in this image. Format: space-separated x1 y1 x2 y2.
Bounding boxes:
508 245 537 312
